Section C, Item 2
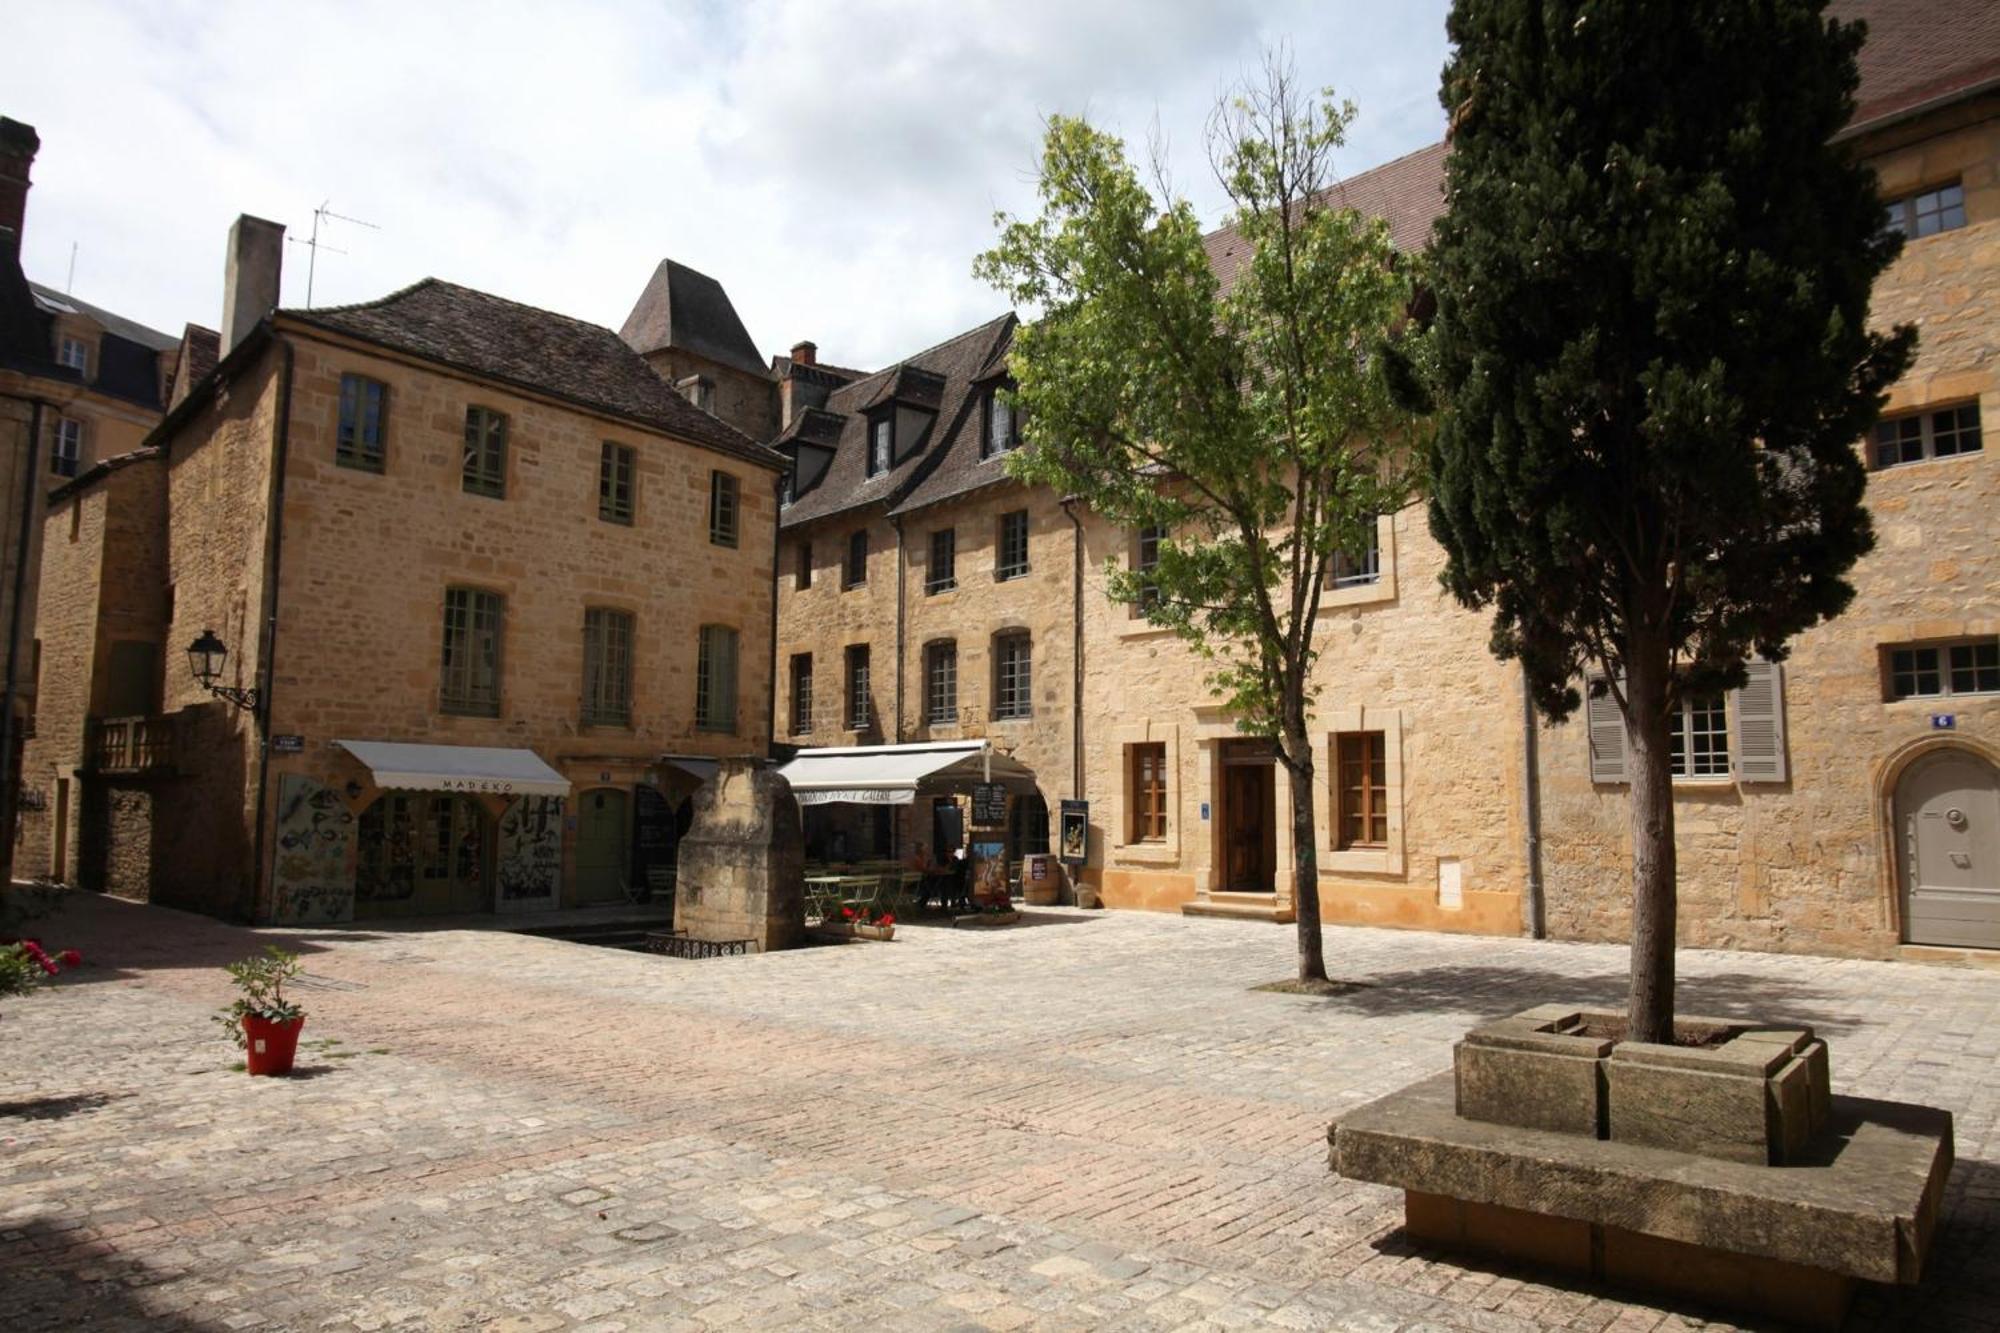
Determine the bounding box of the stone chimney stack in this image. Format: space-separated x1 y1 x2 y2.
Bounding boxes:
790 340 817 367
220 214 286 354
0 117 40 259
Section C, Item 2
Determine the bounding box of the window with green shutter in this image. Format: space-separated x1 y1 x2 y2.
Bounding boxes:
696 624 738 733
463 406 507 498
599 442 634 523
440 588 503 716
337 374 388 473
709 470 739 547
581 608 633 726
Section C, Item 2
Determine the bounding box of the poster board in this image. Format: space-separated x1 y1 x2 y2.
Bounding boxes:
1058 799 1088 866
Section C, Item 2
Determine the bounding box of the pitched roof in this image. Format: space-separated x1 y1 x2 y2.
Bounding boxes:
777 312 1016 528
166 324 220 409
618 259 769 378
288 278 780 469
29 282 177 351
1836 0 2000 134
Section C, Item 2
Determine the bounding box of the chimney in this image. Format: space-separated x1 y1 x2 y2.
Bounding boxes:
221 214 286 354
790 340 817 367
0 117 39 259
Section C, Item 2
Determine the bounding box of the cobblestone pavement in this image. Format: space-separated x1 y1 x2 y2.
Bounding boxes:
3 893 1997 1332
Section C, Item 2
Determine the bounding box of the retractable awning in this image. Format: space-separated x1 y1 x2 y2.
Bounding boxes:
776 740 1037 806
334 740 572 798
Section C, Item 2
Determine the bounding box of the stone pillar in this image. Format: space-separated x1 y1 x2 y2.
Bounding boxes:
673 758 804 952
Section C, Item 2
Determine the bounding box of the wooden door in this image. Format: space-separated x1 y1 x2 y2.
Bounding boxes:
1900 750 2000 948
1223 761 1274 892
574 788 629 904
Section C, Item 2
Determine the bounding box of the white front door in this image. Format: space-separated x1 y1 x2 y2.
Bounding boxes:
1900 749 2000 948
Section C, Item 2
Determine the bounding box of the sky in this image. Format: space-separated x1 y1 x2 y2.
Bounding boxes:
4 0 1452 371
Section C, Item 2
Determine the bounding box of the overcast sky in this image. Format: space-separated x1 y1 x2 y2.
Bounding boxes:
5 0 1451 370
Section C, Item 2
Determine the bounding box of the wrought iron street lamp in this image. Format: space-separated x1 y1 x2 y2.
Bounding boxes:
186 628 259 712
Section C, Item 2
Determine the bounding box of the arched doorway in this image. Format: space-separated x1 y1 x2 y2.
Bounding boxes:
574 787 630 904
1897 747 2000 948
355 793 492 918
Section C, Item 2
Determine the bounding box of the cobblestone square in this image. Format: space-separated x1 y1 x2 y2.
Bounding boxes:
4 894 1998 1331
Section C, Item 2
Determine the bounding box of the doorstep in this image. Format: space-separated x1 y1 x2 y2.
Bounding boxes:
1182 892 1294 924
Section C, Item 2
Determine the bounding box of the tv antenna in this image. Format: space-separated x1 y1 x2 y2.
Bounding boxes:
289 200 379 307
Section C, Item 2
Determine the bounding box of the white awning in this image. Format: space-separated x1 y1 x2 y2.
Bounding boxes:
335 740 572 798
776 740 1037 806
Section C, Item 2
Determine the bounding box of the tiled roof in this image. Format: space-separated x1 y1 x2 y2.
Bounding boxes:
777 313 1015 528
48 445 162 504
290 278 780 469
618 259 771 378
182 324 219 384
1836 0 2000 133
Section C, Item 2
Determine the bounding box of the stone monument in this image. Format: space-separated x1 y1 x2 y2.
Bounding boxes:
671 758 804 953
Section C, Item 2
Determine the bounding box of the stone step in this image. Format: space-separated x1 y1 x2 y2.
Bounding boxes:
1182 898 1295 924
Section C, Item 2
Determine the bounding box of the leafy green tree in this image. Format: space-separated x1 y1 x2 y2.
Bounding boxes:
978 59 1429 982
1422 1 1913 1039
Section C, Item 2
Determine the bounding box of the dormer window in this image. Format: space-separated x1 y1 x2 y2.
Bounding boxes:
983 384 1019 458
868 416 893 476
58 337 89 375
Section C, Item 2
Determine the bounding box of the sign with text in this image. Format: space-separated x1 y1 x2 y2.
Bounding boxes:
1059 799 1089 866
271 734 305 754
1931 714 1957 730
971 783 1009 826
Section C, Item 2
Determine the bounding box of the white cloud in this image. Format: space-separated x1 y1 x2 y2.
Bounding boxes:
4 0 1448 369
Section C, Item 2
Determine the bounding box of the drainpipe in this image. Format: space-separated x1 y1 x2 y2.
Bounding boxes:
890 511 906 745
246 334 294 922
766 474 782 756
1062 499 1084 797
1521 663 1546 938
0 395 46 889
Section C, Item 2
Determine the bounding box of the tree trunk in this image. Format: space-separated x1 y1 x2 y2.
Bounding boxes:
1623 644 1678 1045
1282 712 1328 983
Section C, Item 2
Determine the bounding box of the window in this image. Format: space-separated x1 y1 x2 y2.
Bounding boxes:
696 624 738 733
1884 181 1967 239
996 510 1029 580
993 632 1032 719
709 470 739 547
926 641 958 724
440 588 503 716
336 374 388 473
1328 522 1381 587
1887 638 2000 700
1873 403 1981 468
678 375 714 413
1668 694 1730 779
790 653 813 734
581 608 633 727
1130 742 1168 842
796 540 813 590
462 406 507 498
928 528 957 593
983 385 1019 458
58 337 87 373
845 529 868 588
49 418 82 478
1336 732 1388 849
868 416 892 476
846 644 872 730
599 443 635 523
1134 525 1165 609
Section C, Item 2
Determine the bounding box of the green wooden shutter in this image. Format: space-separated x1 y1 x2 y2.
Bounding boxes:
1586 675 1628 784
1733 659 1788 783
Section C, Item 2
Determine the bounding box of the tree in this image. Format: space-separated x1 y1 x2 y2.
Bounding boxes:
977 59 1429 982
1421 1 1913 1040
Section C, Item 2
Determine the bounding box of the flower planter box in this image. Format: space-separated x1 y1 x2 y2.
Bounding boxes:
953 909 1020 928
813 922 895 942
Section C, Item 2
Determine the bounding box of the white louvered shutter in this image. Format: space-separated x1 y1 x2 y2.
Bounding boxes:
1586 675 1628 784
1733 659 1788 783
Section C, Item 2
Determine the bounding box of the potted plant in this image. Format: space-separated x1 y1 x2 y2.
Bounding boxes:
855 908 895 942
215 946 307 1075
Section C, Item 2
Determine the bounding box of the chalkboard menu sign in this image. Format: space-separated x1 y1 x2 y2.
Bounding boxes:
971 783 1008 827
632 785 679 896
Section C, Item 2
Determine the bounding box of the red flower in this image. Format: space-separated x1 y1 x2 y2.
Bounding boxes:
19 940 57 975
57 950 82 967
839 906 856 921
875 912 895 927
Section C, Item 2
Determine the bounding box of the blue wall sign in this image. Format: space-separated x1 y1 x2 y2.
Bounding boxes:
1200 801 1211 821
1931 714 1957 730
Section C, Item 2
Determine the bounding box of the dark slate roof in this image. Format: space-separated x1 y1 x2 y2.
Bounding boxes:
618 259 770 378
1836 0 2000 133
29 282 177 351
776 406 846 450
778 312 1016 528
289 278 780 469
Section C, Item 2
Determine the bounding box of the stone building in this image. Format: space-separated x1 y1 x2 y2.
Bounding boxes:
762 0 2000 959
18 219 784 922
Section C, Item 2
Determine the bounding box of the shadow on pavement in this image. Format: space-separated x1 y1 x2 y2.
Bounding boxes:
0 1090 129 1122
0 1216 229 1331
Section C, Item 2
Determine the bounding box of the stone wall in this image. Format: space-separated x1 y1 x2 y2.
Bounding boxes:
251 328 778 917
1537 111 2000 959
778 505 903 747
639 347 779 444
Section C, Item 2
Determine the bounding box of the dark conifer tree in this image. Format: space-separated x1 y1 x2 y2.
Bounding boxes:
1424 1 1913 1040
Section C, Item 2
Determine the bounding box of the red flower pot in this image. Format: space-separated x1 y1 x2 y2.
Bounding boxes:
242 1014 305 1075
